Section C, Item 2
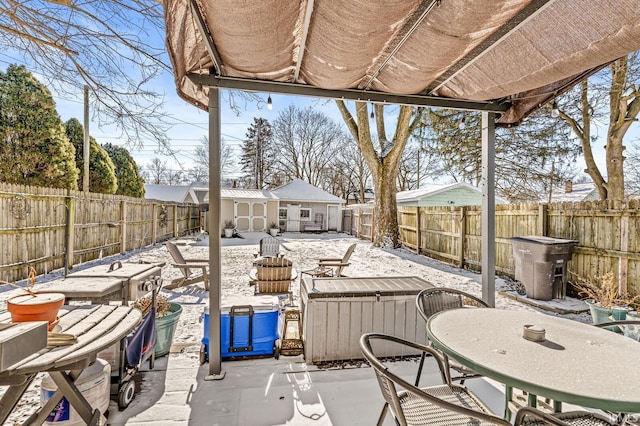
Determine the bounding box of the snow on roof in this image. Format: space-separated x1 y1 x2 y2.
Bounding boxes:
395 182 503 202
144 184 191 202
549 183 598 202
271 179 345 203
218 188 278 200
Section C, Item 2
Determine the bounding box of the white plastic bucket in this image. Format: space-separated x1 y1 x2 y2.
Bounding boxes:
40 358 111 426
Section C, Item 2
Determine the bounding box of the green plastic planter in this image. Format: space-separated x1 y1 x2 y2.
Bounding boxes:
585 299 631 332
155 302 182 357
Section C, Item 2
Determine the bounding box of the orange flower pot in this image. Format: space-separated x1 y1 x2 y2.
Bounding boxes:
7 292 65 331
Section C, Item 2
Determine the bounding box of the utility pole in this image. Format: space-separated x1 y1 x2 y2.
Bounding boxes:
254 120 262 189
83 85 90 192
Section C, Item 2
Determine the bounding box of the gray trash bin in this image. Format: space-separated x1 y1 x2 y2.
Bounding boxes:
509 236 579 301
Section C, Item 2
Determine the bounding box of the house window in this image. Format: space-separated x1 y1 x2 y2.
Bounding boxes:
300 208 311 221
279 208 287 219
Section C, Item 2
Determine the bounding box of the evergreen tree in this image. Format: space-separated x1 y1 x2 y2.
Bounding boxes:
103 143 145 197
0 65 78 189
65 118 117 194
239 118 274 189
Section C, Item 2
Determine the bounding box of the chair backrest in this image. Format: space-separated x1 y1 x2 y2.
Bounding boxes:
342 243 356 263
314 213 323 225
255 256 293 281
359 333 508 426
166 242 191 278
416 287 490 323
259 236 280 257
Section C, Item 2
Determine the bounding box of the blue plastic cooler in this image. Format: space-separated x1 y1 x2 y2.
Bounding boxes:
202 297 281 360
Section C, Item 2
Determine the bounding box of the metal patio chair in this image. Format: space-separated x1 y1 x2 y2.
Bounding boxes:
360 333 613 426
415 287 490 384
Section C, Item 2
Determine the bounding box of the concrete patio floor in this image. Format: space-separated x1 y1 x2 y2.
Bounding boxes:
106 351 507 425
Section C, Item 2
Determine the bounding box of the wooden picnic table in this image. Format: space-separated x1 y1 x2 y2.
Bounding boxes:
0 304 142 425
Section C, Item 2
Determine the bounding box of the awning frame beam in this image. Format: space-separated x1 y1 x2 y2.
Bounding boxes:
188 73 511 113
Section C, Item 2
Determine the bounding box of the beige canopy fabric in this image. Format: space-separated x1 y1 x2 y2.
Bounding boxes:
164 0 640 126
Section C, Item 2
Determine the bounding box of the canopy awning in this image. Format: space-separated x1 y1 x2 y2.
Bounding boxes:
164 0 640 125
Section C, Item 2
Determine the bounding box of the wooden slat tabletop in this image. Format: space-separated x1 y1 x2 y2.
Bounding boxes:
0 305 141 378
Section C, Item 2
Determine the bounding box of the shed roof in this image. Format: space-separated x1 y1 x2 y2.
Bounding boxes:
164 0 640 126
271 179 345 203
218 188 279 201
144 184 191 203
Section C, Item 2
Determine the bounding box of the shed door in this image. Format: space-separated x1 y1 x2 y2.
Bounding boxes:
327 205 340 231
286 204 300 232
252 202 266 231
234 201 250 231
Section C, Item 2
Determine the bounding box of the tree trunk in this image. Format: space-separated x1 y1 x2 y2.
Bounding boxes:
371 161 401 247
336 100 420 248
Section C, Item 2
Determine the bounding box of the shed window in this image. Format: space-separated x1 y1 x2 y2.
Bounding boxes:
300 208 311 221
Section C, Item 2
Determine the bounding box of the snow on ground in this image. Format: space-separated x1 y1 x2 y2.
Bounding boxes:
0 232 592 424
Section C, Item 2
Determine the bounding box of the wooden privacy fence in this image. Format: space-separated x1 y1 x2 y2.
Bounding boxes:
0 182 200 283
347 201 640 296
346 205 374 241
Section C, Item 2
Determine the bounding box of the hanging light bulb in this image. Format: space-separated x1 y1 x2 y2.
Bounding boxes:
458 116 466 130
551 100 559 118
267 95 273 110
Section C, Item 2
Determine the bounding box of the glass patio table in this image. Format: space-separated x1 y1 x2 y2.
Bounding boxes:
426 308 640 415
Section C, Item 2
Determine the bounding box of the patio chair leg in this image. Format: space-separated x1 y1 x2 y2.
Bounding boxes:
376 402 389 426
415 352 426 386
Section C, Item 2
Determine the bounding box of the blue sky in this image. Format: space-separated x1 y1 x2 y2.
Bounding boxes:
0 42 628 184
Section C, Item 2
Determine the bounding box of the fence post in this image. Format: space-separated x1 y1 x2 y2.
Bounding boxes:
415 206 421 254
173 205 179 237
64 195 75 275
152 203 158 245
371 208 375 242
120 201 127 254
458 206 466 268
620 212 630 295
538 203 548 236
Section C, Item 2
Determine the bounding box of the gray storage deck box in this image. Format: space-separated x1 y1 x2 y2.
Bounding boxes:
300 276 433 364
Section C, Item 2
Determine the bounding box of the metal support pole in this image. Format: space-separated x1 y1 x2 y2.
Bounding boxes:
481 112 496 307
207 88 224 380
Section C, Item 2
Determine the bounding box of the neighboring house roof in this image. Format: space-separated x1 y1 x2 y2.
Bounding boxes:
396 182 507 205
549 182 599 202
271 179 345 203
144 184 192 203
217 188 279 201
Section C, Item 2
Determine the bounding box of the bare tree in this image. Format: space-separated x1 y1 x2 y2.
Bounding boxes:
191 136 234 182
333 139 372 203
557 52 640 200
625 142 640 197
0 1 171 147
144 157 168 185
271 105 345 187
336 101 422 247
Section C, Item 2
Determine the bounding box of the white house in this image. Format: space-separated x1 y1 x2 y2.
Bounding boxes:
144 182 208 204
271 179 346 232
396 182 507 207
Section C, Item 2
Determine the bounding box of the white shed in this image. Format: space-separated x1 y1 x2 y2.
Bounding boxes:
271 179 346 232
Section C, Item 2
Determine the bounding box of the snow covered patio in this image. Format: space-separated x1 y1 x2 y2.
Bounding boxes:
0 232 599 424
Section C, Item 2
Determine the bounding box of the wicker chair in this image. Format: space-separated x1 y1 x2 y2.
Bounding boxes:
415 287 490 384
360 333 614 426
